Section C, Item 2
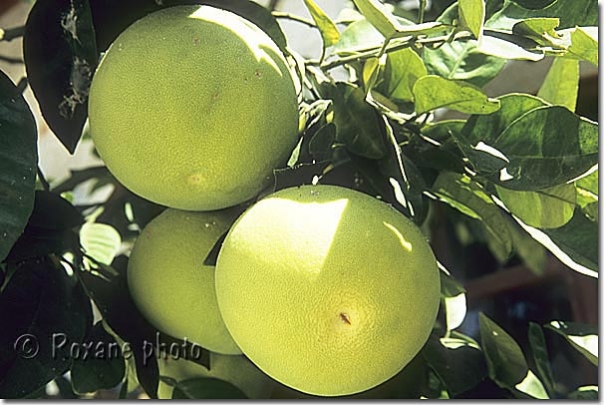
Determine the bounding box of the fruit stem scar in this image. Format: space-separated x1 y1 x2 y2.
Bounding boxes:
339 312 351 325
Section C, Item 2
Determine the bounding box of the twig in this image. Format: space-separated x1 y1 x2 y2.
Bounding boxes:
0 26 25 42
0 54 24 64
268 0 281 12
37 166 50 192
318 31 472 70
418 0 426 23
272 11 316 28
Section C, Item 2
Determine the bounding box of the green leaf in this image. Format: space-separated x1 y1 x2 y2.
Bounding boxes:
512 17 560 40
303 0 340 48
537 57 579 111
0 258 92 398
567 385 598 400
459 0 485 39
70 322 126 394
424 3 507 87
0 71 38 263
351 0 448 39
432 172 513 259
477 34 544 61
488 106 598 190
381 48 427 102
332 18 385 55
513 370 549 399
351 0 400 39
479 313 528 388
444 293 467 332
575 169 597 221
80 222 122 266
514 210 597 277
172 377 247 399
527 323 555 396
425 39 508 87
413 75 500 115
545 321 598 366
495 184 576 229
423 332 487 397
325 82 387 159
566 27 598 66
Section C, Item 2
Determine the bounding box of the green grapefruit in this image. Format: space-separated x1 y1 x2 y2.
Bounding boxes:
88 5 299 210
127 208 241 355
215 184 441 396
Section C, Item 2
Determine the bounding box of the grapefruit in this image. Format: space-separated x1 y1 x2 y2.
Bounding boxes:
215 184 441 396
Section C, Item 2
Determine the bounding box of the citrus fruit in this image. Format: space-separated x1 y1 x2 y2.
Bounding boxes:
88 5 299 211
157 353 274 399
215 184 441 396
127 208 241 355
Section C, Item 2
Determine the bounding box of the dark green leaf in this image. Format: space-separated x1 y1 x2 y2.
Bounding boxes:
462 93 547 145
567 386 598 400
487 0 597 30
488 106 598 190
545 321 597 366
512 0 557 9
70 322 126 394
325 82 387 159
6 191 83 263
575 169 597 221
0 71 37 263
495 183 576 229
410 121 466 173
527 322 555 396
308 123 336 161
424 332 487 397
528 209 598 275
440 271 466 298
78 257 160 398
0 258 92 398
479 313 528 388
172 377 247 399
51 166 110 194
432 172 513 259
413 76 500 115
23 0 98 153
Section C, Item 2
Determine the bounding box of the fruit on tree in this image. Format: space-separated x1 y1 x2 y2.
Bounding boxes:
157 353 274 399
128 208 241 355
88 5 299 211
215 184 441 396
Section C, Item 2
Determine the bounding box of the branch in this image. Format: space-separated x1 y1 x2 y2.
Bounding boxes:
272 11 316 28
0 25 24 42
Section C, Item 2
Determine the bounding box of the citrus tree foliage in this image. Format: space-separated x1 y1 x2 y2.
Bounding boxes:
0 0 598 399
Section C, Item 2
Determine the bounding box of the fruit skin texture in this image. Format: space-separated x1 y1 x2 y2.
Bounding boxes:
88 5 299 211
215 185 441 396
127 208 241 355
157 353 275 399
